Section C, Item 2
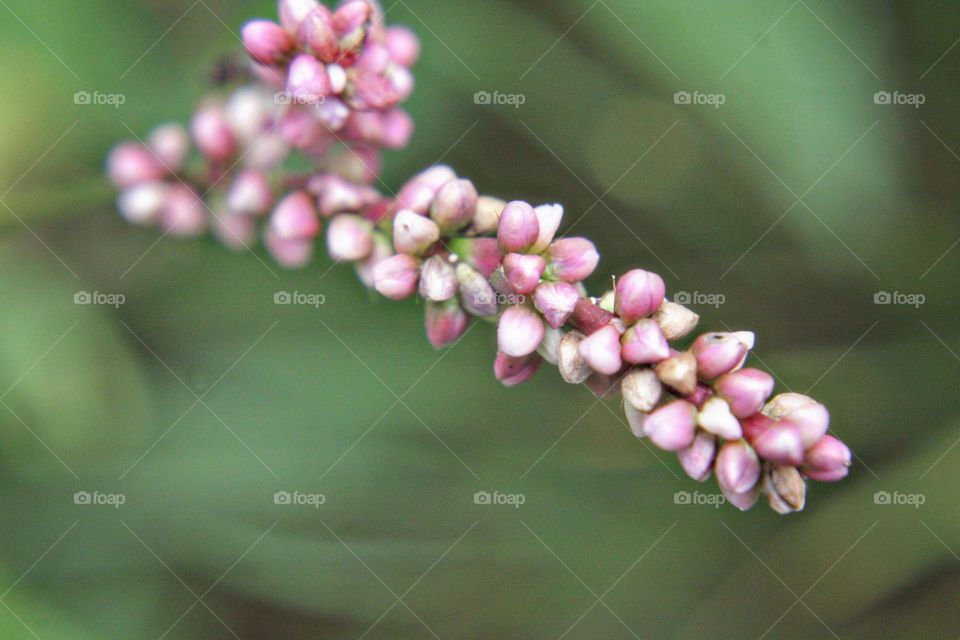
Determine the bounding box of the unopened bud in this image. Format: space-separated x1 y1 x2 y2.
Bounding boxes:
118 182 167 225
530 204 563 253
621 319 670 365
107 143 166 189
544 238 599 284
716 440 761 496
621 368 662 412
802 434 851 482
763 393 830 448
227 170 273 216
741 414 804 467
651 301 699 341
470 196 506 235
419 255 458 302
327 213 373 262
430 178 477 233
691 332 753 381
372 254 420 300
160 185 206 237
280 0 321 34
242 20 295 66
503 253 546 295
148 123 190 171
264 228 313 268
558 330 591 384
393 210 440 255
448 237 502 278
494 351 541 387
533 281 580 329
678 431 717 482
577 324 623 376
615 269 666 324
643 400 697 451
425 299 469 349
763 465 806 514
714 368 775 418
287 54 332 102
270 191 320 240
498 306 545 358
497 201 539 254
299 5 338 62
456 263 498 317
696 396 742 440
654 351 697 396
191 102 235 162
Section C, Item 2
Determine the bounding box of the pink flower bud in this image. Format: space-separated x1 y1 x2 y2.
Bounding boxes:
380 109 414 149
764 465 806 514
651 301 699 341
724 488 759 511
107 143 166 189
544 238 599 284
313 97 351 131
212 211 257 250
558 331 591 384
577 324 623 375
644 400 697 451
625 402 647 438
393 210 440 255
470 196 506 235
802 435 851 482
355 232 392 287
385 26 420 67
264 229 313 268
530 204 563 253
373 254 420 300
270 191 320 240
741 414 804 466
419 256 458 302
242 20 295 66
678 431 717 481
425 299 469 349
654 351 697 396
455 263 498 317
696 396 742 440
714 368 775 419
538 326 562 364
533 282 579 329
299 5 338 62
449 237 501 278
395 166 455 213
327 64 348 94
691 332 753 381
494 351 541 387
716 440 761 495
621 319 670 364
503 253 546 296
287 54 332 102
621 368 662 412
430 178 477 233
615 269 666 324
118 182 168 225
348 67 399 110
191 103 235 162
688 383 713 408
333 0 371 50
148 124 190 171
227 170 273 216
497 201 539 254
311 174 376 217
280 0 321 34
327 214 373 261
498 307 545 358
160 185 206 237
763 393 830 449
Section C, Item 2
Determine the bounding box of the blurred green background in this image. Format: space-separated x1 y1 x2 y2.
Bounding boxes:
0 0 958 638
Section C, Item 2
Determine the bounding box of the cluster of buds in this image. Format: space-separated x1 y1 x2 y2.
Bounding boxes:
107 1 852 514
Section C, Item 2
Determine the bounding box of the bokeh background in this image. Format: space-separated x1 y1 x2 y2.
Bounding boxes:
0 0 958 638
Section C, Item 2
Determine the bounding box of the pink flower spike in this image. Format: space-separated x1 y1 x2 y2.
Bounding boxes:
299 5 338 62
577 324 623 375
160 185 206 237
242 20 295 66
643 400 697 451
691 332 754 381
191 103 235 163
431 178 478 233
393 209 440 255
107 143 166 189
497 201 539 254
498 307 545 358
419 255 458 302
530 204 563 253
280 0 321 34
533 281 580 329
621 319 670 365
714 368 775 419
678 431 717 481
503 253 546 296
265 229 314 268
148 123 190 171
545 238 599 284
741 414 804 466
227 170 273 216
425 299 469 349
615 269 666 324
802 435 851 481
270 191 320 240
716 440 761 496
287 54 332 102
373 254 420 300
327 214 373 262
494 351 542 387
385 26 421 67
764 393 830 449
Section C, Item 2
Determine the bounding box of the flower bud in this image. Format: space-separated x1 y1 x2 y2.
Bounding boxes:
212 211 256 250
118 182 168 225
569 298 615 336
544 238 599 284
714 368 775 419
691 332 753 381
654 351 697 396
558 331 592 384
586 373 620 399
264 229 313 268
802 435 851 482
160 185 206 237
530 204 563 253
311 174 376 217
577 324 623 376
419 256 458 302
651 301 699 341
494 352 541 387
625 402 647 438
227 170 273 216
373 254 420 300
716 440 761 496
425 299 469 349
327 214 373 261
498 306 545 358
148 123 190 171
503 253 545 295
287 54 332 102
385 26 420 67
456 263 498 317
615 269 665 324
621 368 662 412
191 103 235 163
621 319 670 365
643 400 697 451
380 109 414 149
280 0 321 34
497 201 539 254
243 20 295 66
538 326 562 365
299 5 338 62
355 232 392 287
689 383 713 408
333 0 371 53
393 210 440 255
763 465 806 514
724 487 759 511
430 178 477 233
763 393 830 449
533 282 579 329
678 431 717 481
395 168 452 213
470 196 506 235
270 191 320 240
449 237 501 278
741 414 804 466
107 143 166 189
696 396 742 440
